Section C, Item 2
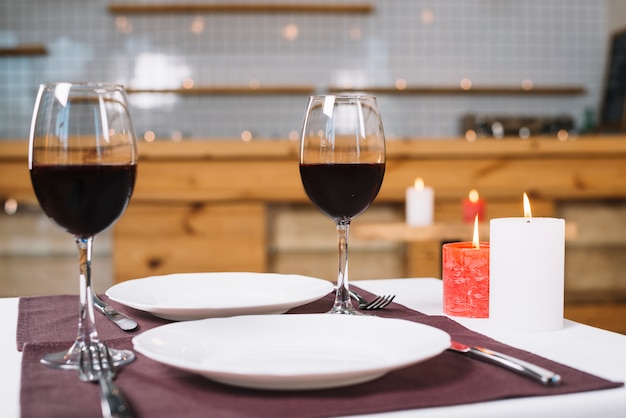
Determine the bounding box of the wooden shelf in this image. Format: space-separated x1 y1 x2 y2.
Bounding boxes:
328 85 587 96
126 85 315 96
351 221 578 242
0 44 47 57
125 84 586 97
108 3 374 14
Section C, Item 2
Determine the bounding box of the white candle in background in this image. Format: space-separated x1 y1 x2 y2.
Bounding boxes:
406 177 434 226
489 193 565 332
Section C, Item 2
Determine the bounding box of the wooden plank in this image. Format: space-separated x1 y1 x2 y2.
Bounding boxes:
114 235 266 280
115 202 265 236
4 137 626 160
108 3 374 14
269 204 402 251
132 160 305 202
135 138 564 161
385 136 626 158
434 198 556 222
380 157 626 200
565 246 626 299
353 222 489 243
136 140 300 160
0 161 37 204
125 135 626 160
565 303 626 334
5 146 620 205
114 202 266 281
5 139 626 204
0 210 108 256
406 242 441 278
129 156 626 203
559 202 626 246
0 255 113 297
270 249 404 282
351 221 577 242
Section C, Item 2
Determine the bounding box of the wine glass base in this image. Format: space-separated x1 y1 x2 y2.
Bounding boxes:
327 305 364 315
41 345 136 370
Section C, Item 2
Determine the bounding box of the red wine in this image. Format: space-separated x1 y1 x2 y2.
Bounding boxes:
30 164 136 238
300 163 385 221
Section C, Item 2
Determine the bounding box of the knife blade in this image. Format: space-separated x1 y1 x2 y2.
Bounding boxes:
93 294 138 332
448 340 561 386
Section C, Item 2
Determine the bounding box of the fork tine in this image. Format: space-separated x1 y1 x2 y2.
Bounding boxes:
78 343 99 382
364 295 395 310
363 295 386 310
362 295 381 310
97 342 116 378
376 294 395 309
78 347 90 382
104 344 118 377
349 289 396 310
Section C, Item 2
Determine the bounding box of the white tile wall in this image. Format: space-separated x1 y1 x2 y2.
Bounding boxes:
0 0 609 140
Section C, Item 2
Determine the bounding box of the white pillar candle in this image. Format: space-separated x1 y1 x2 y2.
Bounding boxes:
489 217 565 332
406 178 434 226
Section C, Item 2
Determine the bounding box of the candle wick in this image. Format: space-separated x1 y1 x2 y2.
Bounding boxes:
526 219 531 224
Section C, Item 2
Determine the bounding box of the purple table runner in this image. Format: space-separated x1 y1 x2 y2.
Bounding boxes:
17 288 623 418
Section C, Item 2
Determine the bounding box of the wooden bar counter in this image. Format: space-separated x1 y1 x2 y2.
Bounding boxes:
2 135 626 283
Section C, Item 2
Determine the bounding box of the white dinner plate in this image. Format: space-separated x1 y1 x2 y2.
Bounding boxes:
106 272 334 320
132 314 450 390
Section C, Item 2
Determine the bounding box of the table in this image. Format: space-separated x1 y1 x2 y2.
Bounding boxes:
2 278 625 417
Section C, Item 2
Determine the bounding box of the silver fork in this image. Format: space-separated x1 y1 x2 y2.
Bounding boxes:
349 289 396 310
78 342 133 418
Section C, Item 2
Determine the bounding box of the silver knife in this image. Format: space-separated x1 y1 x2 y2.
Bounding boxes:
93 293 138 332
449 340 561 386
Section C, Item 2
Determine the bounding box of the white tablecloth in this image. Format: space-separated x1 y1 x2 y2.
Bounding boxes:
1 278 625 417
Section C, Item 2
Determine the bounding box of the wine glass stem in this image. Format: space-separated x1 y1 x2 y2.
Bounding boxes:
332 220 355 313
76 237 99 346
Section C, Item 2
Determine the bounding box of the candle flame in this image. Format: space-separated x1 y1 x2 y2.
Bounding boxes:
414 177 424 190
523 192 532 219
472 214 480 248
469 189 479 203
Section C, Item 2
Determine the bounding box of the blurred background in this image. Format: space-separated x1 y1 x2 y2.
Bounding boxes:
1 0 626 332
1 0 623 141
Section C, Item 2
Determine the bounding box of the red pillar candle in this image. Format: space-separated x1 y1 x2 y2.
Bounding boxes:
442 217 489 318
462 189 485 223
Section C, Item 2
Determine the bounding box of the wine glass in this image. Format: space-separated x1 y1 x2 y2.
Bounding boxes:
299 95 386 314
28 82 137 369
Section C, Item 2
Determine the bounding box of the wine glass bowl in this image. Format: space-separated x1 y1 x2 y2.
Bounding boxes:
28 82 137 369
299 95 385 314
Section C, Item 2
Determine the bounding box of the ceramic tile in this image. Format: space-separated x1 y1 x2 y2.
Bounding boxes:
0 0 608 140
